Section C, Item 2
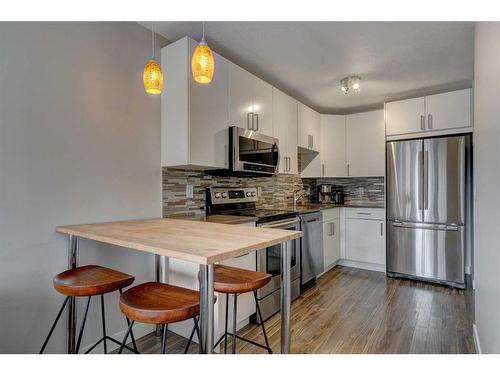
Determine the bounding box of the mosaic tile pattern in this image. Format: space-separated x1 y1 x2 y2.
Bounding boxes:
162 168 384 216
303 177 385 207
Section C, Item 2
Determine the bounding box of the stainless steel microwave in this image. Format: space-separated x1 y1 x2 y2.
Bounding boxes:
229 126 279 175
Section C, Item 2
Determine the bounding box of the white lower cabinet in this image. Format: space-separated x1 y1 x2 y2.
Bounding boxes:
321 207 386 276
323 218 341 270
345 217 385 265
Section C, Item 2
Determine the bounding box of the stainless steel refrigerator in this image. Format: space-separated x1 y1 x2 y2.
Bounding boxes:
386 135 469 288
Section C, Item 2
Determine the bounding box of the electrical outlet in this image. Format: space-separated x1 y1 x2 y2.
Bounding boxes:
186 184 193 199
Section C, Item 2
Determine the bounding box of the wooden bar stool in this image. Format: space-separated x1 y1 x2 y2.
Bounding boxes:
40 265 138 354
213 264 273 354
118 282 202 354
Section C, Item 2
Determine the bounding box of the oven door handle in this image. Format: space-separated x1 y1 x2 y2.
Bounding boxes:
258 218 300 228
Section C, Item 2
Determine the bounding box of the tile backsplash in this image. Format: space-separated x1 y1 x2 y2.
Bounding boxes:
162 168 384 217
303 177 385 207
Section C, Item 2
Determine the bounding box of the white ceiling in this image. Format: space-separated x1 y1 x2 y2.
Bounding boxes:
141 22 474 114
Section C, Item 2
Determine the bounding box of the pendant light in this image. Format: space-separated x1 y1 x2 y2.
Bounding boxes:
143 26 163 95
191 22 215 84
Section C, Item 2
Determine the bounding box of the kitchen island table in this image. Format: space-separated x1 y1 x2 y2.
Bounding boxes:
56 218 302 354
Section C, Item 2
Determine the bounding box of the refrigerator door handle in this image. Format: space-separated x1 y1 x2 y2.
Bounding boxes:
423 150 429 210
391 221 459 231
418 150 423 210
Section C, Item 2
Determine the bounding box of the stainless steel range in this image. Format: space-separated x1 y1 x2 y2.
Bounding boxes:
206 187 301 321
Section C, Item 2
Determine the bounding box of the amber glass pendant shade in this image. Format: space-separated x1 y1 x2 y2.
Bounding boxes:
143 59 163 95
191 38 215 84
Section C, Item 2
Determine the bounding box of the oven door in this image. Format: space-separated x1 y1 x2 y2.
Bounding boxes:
256 217 301 299
230 126 279 175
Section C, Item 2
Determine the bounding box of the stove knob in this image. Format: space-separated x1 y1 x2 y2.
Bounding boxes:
221 192 227 198
214 192 221 199
246 191 252 197
251 192 256 197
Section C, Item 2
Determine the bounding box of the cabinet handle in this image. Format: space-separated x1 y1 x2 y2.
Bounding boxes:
428 114 433 129
247 112 253 130
224 144 228 166
420 115 425 130
288 157 291 172
311 135 314 149
357 212 372 216
380 222 383 236
322 163 325 177
347 163 350 176
252 113 259 131
332 222 335 236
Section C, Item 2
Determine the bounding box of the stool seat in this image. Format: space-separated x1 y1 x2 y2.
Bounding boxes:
214 265 272 294
119 282 201 324
53 265 134 297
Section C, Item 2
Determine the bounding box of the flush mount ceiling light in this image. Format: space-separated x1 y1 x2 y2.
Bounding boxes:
143 26 163 95
191 22 215 84
340 76 361 95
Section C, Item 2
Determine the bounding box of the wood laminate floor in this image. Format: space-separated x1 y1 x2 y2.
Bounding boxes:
125 266 475 354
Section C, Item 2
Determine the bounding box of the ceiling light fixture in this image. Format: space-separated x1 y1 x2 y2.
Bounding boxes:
143 26 164 95
340 76 361 95
191 22 215 84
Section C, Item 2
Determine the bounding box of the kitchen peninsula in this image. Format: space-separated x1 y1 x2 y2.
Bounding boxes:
56 218 302 354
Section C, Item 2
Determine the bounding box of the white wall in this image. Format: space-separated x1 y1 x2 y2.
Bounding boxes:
0 23 165 353
473 22 500 353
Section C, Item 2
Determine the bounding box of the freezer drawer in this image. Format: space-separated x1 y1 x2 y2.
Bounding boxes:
387 221 464 286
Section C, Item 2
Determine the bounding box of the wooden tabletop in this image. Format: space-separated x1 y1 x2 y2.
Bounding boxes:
56 218 302 265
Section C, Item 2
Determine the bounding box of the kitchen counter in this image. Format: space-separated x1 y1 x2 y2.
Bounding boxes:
166 213 258 225
283 203 384 214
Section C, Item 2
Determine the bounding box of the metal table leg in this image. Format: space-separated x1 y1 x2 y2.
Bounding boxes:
155 255 169 336
199 264 214 354
67 235 79 354
280 241 291 354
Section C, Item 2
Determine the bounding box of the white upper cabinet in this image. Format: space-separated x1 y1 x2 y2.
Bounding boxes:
425 89 472 131
229 64 273 137
229 64 254 131
346 110 385 177
252 77 274 136
385 97 425 136
273 88 298 174
298 103 320 152
320 115 347 177
162 37 229 169
385 88 472 137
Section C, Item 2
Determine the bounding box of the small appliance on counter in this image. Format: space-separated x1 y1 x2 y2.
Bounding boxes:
332 189 345 205
318 184 332 203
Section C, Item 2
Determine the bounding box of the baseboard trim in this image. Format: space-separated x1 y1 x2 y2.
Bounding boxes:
337 259 385 273
473 323 482 354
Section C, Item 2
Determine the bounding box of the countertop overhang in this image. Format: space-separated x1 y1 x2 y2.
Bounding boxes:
56 218 302 265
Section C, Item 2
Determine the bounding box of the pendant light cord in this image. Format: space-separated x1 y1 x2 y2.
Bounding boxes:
151 25 155 60
202 21 206 43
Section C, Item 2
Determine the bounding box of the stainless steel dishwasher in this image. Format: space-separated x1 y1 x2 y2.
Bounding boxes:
300 211 324 286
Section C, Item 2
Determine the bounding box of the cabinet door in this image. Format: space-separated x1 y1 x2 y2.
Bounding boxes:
346 110 385 177
298 102 320 151
425 89 472 131
300 151 321 177
385 97 425 136
320 115 346 177
229 64 254 130
273 88 298 174
345 219 385 265
253 77 273 136
323 218 340 270
189 41 230 168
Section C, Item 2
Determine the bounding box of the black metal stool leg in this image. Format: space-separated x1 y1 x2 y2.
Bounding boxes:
184 317 200 353
254 291 272 354
119 288 138 352
161 324 168 354
232 294 238 354
39 296 70 354
118 320 134 354
224 293 229 354
100 294 107 354
75 296 92 354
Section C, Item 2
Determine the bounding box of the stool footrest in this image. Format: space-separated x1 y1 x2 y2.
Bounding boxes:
215 332 272 353
85 335 139 354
